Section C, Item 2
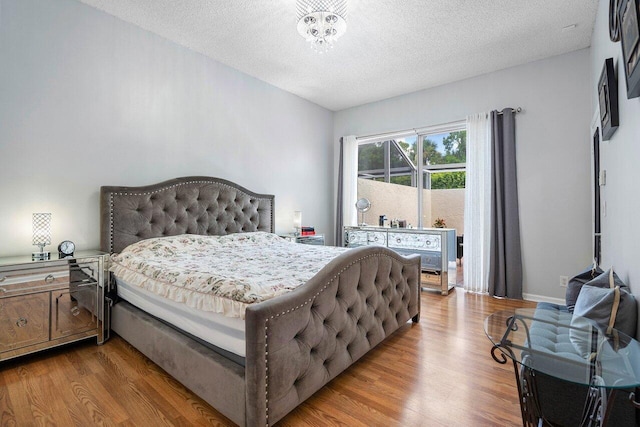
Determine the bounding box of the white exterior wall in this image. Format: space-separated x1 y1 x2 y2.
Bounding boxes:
357 179 464 234
431 189 465 235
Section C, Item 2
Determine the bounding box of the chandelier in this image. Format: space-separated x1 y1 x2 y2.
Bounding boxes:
296 0 347 53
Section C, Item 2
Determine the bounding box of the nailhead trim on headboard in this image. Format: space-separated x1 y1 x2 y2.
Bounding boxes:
102 177 275 254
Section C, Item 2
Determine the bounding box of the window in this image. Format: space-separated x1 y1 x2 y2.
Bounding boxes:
357 136 419 226
356 122 466 230
422 130 466 189
358 137 417 186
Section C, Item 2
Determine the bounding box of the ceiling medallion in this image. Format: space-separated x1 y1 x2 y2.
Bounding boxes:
296 0 347 53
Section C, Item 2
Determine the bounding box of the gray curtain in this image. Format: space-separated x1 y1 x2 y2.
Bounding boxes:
335 137 344 247
488 109 523 299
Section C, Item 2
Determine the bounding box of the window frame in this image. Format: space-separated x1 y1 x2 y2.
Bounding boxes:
356 120 466 228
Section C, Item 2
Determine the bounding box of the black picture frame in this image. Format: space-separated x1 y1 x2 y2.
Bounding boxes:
598 58 619 140
618 0 640 98
593 128 601 266
611 0 622 41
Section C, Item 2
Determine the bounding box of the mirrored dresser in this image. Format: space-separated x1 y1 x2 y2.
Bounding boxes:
0 251 109 361
344 226 456 295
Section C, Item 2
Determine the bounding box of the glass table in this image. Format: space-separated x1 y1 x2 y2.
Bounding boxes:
485 308 640 427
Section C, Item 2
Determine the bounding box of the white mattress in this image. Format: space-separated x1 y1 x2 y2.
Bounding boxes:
116 278 246 357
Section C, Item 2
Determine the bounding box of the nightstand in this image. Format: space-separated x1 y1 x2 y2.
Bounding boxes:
0 251 109 361
279 234 325 245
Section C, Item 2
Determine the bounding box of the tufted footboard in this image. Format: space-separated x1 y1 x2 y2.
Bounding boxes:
244 245 421 426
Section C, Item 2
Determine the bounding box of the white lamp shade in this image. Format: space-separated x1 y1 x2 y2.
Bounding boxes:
32 213 52 246
293 211 302 229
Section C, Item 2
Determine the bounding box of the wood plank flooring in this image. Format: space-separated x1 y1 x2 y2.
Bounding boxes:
0 289 535 426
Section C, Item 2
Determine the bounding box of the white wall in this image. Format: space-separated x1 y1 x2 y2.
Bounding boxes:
590 1 640 300
0 0 334 257
0 0 599 303
334 50 593 300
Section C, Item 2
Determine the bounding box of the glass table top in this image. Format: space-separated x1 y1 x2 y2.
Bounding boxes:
485 308 640 389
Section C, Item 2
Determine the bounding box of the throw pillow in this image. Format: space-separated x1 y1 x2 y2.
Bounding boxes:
565 264 604 312
569 270 637 357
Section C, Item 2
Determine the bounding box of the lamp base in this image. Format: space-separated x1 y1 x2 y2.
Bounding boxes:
32 251 50 261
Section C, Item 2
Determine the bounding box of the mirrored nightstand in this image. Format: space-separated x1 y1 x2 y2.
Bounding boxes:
279 234 325 246
0 251 109 361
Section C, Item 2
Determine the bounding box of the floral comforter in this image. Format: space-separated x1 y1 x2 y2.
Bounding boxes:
110 232 348 319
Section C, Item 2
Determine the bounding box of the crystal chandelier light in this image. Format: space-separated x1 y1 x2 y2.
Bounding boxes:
296 0 347 53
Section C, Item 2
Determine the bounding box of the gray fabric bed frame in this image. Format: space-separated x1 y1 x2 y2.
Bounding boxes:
100 176 421 426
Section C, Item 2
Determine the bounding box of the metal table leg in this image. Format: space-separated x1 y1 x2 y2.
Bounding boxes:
491 344 542 427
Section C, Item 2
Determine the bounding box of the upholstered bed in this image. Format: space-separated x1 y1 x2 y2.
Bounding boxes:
100 176 421 426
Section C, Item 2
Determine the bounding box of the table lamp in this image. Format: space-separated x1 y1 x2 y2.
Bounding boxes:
32 212 51 260
293 211 302 236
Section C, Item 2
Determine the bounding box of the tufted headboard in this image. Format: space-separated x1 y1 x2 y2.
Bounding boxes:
100 176 274 253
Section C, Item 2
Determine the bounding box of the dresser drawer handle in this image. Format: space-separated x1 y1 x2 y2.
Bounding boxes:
16 317 28 328
0 287 5 293
0 276 5 283
44 274 55 283
71 306 80 317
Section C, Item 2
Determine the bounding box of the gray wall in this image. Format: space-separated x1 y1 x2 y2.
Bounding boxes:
590 1 640 299
334 50 593 300
0 0 333 257
0 0 599 303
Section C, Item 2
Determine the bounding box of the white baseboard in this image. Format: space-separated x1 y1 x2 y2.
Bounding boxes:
522 293 565 306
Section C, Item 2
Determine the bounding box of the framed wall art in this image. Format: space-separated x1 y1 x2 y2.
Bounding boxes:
598 58 619 140
593 128 601 266
618 0 640 98
611 0 621 42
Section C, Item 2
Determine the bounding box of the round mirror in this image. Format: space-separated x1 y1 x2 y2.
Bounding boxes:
355 198 371 212
355 198 371 225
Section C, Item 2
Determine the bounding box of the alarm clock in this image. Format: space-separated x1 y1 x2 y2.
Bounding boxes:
58 240 75 258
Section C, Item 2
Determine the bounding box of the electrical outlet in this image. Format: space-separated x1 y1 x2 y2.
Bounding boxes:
559 276 569 288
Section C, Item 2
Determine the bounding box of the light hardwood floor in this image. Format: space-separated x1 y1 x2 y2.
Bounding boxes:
0 288 535 426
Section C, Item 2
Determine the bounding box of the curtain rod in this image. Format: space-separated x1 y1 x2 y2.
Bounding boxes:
498 107 522 114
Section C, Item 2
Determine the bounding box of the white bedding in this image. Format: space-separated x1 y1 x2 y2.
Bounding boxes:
110 232 348 355
110 232 347 319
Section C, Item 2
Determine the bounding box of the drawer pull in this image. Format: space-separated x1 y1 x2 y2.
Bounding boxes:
44 274 55 283
16 317 28 328
0 287 5 293
0 276 5 283
71 306 80 317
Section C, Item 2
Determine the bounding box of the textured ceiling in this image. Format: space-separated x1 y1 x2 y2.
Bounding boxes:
77 0 598 111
